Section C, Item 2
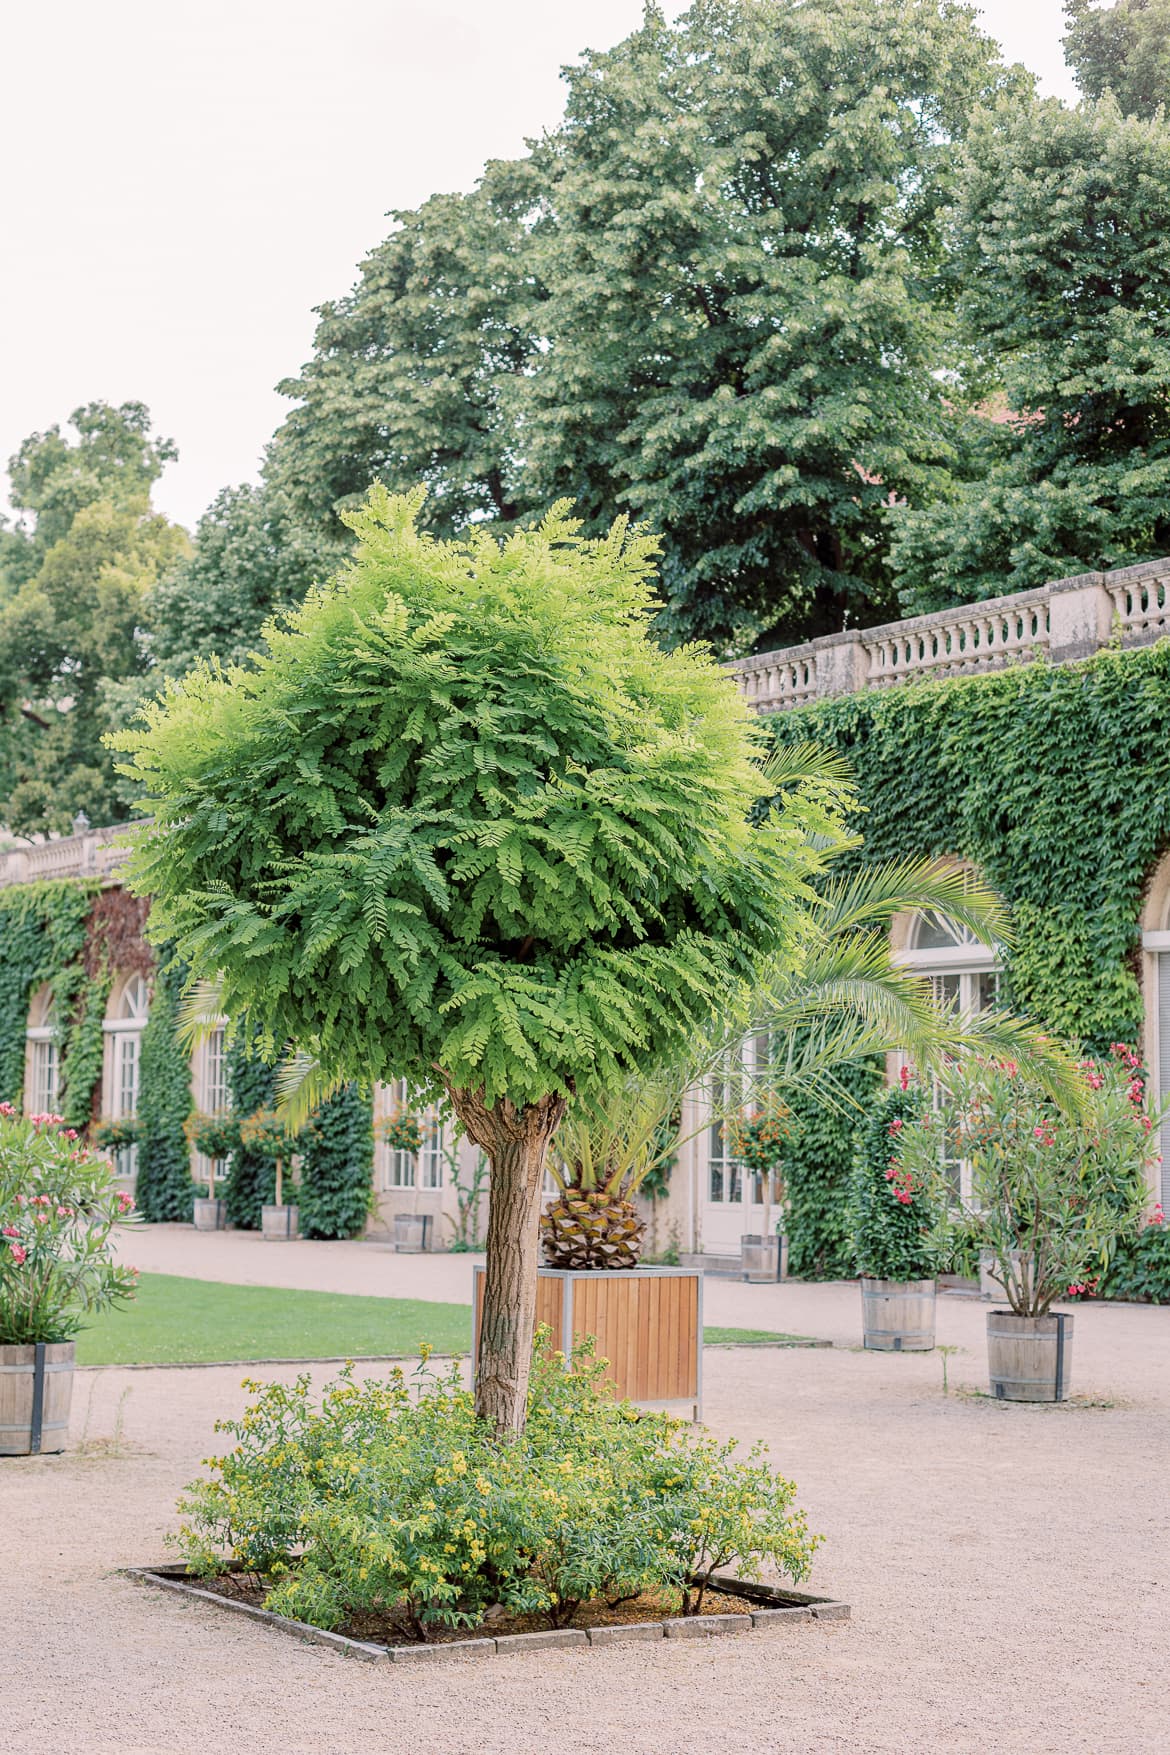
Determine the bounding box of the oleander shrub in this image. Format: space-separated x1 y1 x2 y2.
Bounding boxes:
0 1104 139 1344
174 1337 819 1639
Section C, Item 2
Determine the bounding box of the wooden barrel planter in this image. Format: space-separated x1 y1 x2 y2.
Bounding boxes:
260 1203 299 1241
0 1342 76 1455
987 1311 1074 1402
473 1265 702 1420
860 1278 936 1352
192 1197 225 1232
393 1213 433 1254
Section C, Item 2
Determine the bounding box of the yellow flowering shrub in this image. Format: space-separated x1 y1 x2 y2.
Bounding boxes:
173 1334 819 1640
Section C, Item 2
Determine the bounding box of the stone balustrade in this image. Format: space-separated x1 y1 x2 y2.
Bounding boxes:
1 556 1167 891
0 821 139 890
727 556 1170 712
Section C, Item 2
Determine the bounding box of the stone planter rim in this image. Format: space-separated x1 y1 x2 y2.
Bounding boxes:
123 1562 849 1661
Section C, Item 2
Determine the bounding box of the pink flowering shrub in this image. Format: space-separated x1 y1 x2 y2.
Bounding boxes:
896 1048 1162 1317
0 1103 140 1345
851 1076 940 1281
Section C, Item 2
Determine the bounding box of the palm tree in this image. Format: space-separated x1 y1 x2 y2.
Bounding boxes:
538 857 1081 1269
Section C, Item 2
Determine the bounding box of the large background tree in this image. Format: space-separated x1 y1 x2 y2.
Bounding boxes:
117 489 851 1432
889 96 1170 611
272 0 1022 656
0 402 187 835
1064 0 1170 118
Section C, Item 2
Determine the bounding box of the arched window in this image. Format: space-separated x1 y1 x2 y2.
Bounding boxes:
191 1022 230 1194
103 974 150 1179
893 884 1004 1207
899 912 1002 1018
25 986 59 1115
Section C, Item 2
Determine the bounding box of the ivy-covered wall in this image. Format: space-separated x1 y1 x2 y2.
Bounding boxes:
772 642 1170 1050
769 640 1170 1275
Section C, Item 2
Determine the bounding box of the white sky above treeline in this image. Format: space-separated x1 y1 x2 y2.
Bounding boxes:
3 1 1079 535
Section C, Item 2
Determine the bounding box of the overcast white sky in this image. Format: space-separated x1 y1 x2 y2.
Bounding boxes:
2 1 1079 534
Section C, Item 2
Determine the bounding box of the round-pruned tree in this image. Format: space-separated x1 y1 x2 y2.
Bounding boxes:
114 489 850 1432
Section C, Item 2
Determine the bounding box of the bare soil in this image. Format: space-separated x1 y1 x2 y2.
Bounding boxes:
198 1571 763 1644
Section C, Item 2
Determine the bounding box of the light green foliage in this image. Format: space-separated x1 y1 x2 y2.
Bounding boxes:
851 1079 939 1281
174 1339 818 1635
0 1108 139 1344
0 401 188 834
1064 0 1170 119
896 1050 1158 1315
115 489 848 1109
891 97 1170 610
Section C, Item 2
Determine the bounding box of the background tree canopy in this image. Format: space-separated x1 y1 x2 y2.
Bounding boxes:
5 0 1170 836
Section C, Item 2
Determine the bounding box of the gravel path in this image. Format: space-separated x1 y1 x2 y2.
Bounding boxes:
3 1239 1168 1754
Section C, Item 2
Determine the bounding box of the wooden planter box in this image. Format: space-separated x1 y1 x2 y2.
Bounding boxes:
260 1203 299 1241
473 1265 702 1420
192 1197 225 1232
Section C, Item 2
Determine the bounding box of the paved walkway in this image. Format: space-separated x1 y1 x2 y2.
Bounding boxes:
2 1226 1165 1753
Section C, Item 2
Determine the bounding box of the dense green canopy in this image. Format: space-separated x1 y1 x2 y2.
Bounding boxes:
116 489 850 1108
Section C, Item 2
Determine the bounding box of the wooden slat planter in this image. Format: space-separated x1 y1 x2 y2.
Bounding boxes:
0 1341 75 1455
473 1265 702 1419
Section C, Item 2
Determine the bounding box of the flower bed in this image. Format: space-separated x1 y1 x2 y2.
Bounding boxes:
125 1562 848 1662
161 1338 829 1647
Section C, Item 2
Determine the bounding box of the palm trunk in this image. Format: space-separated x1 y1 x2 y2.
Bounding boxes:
445 1082 567 1436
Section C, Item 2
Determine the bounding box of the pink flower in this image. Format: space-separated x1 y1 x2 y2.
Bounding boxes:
1150 1205 1166 1227
899 1064 913 1091
8 1243 26 1265
2 1224 18 1237
889 1118 904 1134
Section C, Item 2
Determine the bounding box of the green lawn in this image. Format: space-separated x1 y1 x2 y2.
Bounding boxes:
76 1274 474 1366
74 1274 827 1367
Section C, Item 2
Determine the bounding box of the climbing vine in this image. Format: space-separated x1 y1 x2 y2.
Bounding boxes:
768 640 1170 1271
298 1082 375 1240
0 880 94 1107
225 1027 279 1228
135 952 195 1221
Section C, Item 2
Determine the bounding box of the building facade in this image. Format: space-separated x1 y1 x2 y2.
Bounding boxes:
1 554 1168 1255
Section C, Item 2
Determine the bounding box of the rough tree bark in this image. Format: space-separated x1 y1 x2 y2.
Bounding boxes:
444 1083 568 1436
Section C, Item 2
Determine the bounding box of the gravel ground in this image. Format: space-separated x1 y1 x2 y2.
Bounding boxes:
3 1235 1168 1754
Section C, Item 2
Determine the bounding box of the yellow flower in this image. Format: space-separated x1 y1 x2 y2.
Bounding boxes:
474 1477 491 1495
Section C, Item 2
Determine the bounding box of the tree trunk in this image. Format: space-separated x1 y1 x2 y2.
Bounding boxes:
443 1083 568 1436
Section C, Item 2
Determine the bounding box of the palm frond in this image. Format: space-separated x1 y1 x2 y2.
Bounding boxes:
273 1050 346 1132
175 976 227 1051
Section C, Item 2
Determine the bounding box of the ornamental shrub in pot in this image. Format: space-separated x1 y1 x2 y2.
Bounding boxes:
728 1102 791 1281
238 1110 301 1240
184 1114 240 1229
898 1047 1160 1401
851 1074 938 1352
0 1104 139 1453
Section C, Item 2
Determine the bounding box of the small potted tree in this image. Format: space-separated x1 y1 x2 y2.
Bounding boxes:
728 1102 791 1281
183 1114 239 1229
899 1048 1158 1400
852 1073 938 1351
239 1110 301 1240
0 1103 139 1453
